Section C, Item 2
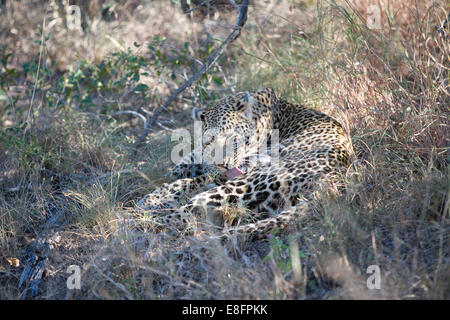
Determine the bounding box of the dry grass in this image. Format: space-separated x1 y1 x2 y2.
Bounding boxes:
0 0 448 299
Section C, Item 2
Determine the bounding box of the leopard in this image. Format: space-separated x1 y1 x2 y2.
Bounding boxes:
136 88 354 238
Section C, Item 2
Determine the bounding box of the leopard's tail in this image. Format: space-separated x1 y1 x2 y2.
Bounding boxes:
143 204 307 241
218 205 308 240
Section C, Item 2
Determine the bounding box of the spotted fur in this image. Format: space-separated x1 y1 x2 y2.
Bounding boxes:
137 88 354 237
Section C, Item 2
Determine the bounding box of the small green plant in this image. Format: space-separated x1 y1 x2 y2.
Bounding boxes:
61 47 150 113
263 232 307 273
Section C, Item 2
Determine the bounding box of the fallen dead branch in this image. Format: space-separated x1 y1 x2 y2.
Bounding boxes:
18 206 65 299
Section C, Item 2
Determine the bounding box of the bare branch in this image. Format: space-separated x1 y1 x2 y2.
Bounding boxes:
134 0 249 149
228 0 239 11
113 110 147 127
182 0 215 14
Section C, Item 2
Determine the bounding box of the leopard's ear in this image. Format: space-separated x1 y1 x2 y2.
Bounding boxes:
236 91 256 112
256 87 277 105
192 108 205 121
262 87 276 100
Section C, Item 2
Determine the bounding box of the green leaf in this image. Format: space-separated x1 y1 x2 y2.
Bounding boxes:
134 83 149 92
0 87 8 101
212 75 223 86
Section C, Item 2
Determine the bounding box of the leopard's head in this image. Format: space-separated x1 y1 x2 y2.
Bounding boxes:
193 88 277 179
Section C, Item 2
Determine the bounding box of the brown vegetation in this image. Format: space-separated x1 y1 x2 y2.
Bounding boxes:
0 0 448 299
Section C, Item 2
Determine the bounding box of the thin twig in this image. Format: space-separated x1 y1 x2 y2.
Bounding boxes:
91 259 134 300
24 14 46 137
134 0 249 149
182 0 216 14
113 110 147 128
260 0 282 27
